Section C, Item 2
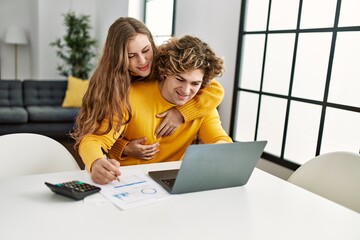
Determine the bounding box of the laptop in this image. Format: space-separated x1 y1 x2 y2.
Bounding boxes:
148 141 267 194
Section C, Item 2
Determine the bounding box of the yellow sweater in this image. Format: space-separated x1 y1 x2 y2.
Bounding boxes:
79 80 231 171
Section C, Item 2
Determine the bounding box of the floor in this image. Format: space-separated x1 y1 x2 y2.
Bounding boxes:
59 139 294 181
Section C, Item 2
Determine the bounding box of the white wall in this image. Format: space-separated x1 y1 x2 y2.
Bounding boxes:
38 0 96 79
0 0 131 80
95 0 131 49
175 0 241 133
0 0 36 80
128 0 145 21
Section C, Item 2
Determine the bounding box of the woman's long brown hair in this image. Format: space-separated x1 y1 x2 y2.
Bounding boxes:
71 17 157 149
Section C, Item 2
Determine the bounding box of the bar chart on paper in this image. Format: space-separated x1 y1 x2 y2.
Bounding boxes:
93 169 172 210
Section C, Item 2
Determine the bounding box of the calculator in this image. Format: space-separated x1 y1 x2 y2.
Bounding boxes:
45 180 101 200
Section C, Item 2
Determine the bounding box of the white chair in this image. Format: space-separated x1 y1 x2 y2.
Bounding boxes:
288 151 360 213
0 133 80 178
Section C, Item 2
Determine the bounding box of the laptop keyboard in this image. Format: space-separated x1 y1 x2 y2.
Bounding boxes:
161 178 176 189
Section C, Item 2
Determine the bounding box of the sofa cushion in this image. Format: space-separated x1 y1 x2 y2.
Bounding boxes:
0 107 28 123
23 80 67 106
0 80 23 107
62 76 89 108
26 106 79 122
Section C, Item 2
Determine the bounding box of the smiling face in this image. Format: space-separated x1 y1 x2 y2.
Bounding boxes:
127 33 154 77
160 69 204 106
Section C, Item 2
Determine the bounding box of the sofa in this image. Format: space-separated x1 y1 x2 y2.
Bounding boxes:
0 79 79 138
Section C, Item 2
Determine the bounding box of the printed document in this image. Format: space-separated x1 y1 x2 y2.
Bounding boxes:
87 169 172 210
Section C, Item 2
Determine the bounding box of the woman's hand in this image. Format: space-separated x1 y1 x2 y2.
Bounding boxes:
124 137 159 160
90 157 121 185
155 108 184 138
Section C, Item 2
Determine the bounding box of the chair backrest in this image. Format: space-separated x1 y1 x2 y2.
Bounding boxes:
288 151 360 213
0 133 80 178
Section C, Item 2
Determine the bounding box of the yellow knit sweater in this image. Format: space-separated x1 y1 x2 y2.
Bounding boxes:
79 80 231 172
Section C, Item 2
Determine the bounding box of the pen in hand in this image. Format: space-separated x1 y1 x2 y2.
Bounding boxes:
101 148 120 182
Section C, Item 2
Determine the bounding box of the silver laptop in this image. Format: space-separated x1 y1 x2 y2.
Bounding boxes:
148 141 267 194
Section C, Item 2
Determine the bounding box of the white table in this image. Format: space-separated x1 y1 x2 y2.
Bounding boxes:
0 161 359 240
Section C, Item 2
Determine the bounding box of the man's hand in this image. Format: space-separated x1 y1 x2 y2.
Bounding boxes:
124 137 159 160
90 157 121 185
155 108 184 138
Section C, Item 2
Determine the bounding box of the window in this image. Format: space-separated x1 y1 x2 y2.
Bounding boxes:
231 0 360 169
144 0 175 45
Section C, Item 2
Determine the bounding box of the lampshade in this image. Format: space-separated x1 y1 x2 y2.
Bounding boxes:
4 26 27 45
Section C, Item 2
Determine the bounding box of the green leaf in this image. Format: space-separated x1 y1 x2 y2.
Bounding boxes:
50 11 97 78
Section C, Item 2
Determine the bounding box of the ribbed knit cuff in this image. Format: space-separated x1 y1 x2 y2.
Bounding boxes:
177 103 205 122
108 138 130 161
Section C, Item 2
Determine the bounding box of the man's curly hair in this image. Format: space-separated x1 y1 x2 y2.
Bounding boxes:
154 35 224 88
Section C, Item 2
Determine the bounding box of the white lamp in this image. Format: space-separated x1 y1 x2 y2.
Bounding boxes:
4 26 28 80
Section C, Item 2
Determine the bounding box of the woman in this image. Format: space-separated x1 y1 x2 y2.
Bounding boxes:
72 17 224 182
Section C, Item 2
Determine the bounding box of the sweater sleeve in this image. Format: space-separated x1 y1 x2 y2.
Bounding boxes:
78 118 124 172
198 109 233 144
176 79 224 122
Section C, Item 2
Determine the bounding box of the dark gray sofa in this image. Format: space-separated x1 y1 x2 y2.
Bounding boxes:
0 79 79 138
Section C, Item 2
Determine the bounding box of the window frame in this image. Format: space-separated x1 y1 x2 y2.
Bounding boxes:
230 0 360 170
144 0 176 45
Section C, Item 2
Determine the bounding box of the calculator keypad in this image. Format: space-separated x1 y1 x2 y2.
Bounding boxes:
58 181 98 192
45 180 101 200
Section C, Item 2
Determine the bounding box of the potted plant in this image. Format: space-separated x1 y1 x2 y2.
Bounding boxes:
50 11 97 79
